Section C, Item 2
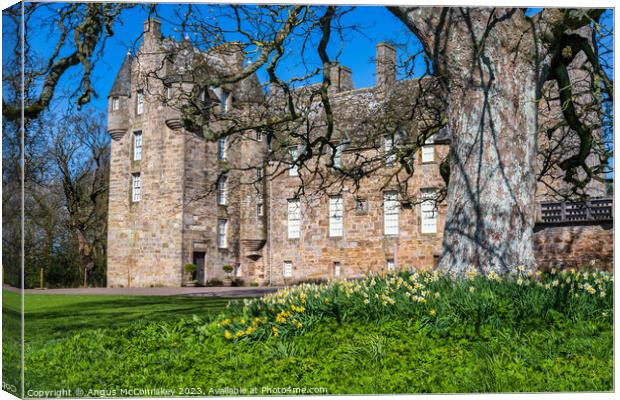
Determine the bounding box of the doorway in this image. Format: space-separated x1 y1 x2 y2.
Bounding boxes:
193 252 206 284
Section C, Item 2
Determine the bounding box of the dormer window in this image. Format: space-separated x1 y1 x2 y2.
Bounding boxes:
112 97 120 111
219 90 230 113
136 91 144 115
211 87 230 114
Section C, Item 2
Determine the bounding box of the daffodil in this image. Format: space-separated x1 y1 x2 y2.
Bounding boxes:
245 326 256 335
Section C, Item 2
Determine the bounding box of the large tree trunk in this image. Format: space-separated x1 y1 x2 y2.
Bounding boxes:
391 8 542 275
439 65 539 275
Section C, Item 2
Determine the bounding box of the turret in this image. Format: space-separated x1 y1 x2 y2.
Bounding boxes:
164 37 196 131
107 52 132 141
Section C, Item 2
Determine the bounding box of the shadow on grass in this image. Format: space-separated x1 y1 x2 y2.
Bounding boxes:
15 294 235 343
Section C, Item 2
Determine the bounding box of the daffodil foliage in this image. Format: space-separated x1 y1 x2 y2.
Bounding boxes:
216 267 612 342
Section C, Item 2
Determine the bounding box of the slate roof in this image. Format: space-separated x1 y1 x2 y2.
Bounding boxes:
109 53 133 98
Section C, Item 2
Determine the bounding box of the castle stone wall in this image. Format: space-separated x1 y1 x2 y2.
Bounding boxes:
262 145 450 285
533 222 613 270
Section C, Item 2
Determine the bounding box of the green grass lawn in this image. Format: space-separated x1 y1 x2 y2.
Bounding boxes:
2 290 232 396
2 269 614 396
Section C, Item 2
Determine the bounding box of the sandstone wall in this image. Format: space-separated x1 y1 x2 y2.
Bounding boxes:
107 54 186 287
261 144 450 285
533 222 613 270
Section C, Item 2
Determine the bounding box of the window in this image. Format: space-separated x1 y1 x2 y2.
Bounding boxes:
133 131 142 161
384 192 399 235
329 196 344 237
217 219 228 248
217 175 227 205
384 135 395 166
219 90 230 113
422 137 434 163
112 97 120 111
257 202 264 217
267 133 273 152
165 86 172 100
235 264 243 278
334 262 342 278
132 173 141 202
289 146 299 176
283 261 293 278
332 144 343 168
287 198 301 239
136 91 144 115
256 168 263 181
256 131 263 141
218 137 227 160
387 259 395 271
421 189 438 233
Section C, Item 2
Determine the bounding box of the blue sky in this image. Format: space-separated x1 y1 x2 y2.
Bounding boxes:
15 4 423 115
4 3 613 135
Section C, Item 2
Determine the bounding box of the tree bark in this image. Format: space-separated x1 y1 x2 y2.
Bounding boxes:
76 229 95 287
439 66 539 275
391 8 542 275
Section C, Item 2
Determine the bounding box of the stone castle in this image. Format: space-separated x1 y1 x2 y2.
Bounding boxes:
106 19 612 287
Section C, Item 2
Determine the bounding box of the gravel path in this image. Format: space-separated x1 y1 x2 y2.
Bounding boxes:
3 285 283 298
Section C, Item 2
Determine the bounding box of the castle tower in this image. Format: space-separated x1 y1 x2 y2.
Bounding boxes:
107 19 266 287
106 19 187 287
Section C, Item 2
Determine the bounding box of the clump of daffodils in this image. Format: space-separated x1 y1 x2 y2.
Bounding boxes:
215 265 612 342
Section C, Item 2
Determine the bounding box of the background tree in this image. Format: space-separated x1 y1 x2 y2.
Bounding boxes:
2 2 135 121
2 111 109 288
50 113 110 287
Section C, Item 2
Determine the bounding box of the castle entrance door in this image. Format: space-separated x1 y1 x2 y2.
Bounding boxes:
193 252 206 285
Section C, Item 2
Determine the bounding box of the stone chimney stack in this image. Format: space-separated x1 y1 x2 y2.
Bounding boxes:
376 42 396 92
328 62 353 93
142 19 162 51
